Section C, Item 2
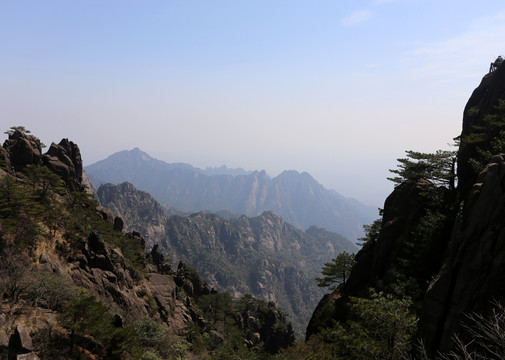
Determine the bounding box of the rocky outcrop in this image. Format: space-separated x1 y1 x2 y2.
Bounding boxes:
97 182 167 249
2 130 42 173
421 154 505 352
7 325 39 360
42 138 83 190
0 146 12 175
1 130 84 191
458 62 505 197
307 179 453 340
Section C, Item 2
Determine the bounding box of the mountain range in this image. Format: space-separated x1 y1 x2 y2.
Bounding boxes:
85 148 377 242
96 181 357 337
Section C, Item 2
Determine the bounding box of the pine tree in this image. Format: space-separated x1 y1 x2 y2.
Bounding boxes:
316 251 356 290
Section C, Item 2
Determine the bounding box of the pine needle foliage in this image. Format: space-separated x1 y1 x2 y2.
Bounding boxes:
316 251 356 291
388 150 457 190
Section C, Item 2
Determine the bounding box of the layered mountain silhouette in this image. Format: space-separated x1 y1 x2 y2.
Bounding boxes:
85 148 377 242
97 181 357 337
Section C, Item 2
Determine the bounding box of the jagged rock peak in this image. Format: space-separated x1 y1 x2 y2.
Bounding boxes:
43 138 83 190
2 130 42 173
1 130 84 191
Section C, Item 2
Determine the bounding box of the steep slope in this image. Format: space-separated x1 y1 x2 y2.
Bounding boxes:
420 64 505 353
86 148 376 241
0 131 295 359
306 63 505 356
97 181 357 338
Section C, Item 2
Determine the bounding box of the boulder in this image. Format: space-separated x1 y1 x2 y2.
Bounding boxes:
16 353 40 360
96 206 114 223
0 328 9 349
113 216 124 232
8 325 36 359
42 138 83 190
2 130 42 172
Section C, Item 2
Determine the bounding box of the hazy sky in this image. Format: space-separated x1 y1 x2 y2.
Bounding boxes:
2 1 505 207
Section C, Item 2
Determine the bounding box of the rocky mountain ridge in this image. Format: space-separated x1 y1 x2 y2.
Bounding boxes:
97 181 357 338
0 130 295 359
85 148 376 242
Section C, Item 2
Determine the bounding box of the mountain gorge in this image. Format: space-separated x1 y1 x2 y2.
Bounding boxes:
97 181 357 338
85 148 377 242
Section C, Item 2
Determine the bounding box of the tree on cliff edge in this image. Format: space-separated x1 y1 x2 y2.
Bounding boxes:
316 251 356 291
388 149 457 190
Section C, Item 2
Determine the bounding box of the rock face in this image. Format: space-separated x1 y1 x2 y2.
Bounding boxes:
307 65 505 354
2 130 42 173
458 63 505 196
96 181 357 337
42 138 83 190
97 182 167 244
306 179 452 338
1 130 85 191
421 154 505 351
86 148 377 241
7 325 39 360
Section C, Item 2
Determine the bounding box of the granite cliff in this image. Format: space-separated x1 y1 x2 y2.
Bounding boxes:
307 63 505 356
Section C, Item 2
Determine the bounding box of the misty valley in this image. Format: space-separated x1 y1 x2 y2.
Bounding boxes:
3 66 505 359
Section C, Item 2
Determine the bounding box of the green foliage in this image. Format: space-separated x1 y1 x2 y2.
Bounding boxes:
140 351 161 360
198 292 234 331
4 125 31 135
59 291 139 358
135 317 166 349
357 216 383 248
320 290 417 360
462 99 505 173
4 125 46 147
0 174 44 243
388 149 456 190
316 251 356 291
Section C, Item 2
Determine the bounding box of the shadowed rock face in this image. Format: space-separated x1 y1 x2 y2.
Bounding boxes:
458 64 505 197
306 179 451 339
421 154 505 352
308 66 505 353
1 130 84 190
42 138 83 190
2 130 42 173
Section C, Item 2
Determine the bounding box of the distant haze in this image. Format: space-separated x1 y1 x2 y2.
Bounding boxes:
2 1 505 206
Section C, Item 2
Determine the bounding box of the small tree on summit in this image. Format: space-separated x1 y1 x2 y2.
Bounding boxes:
4 126 31 136
388 149 457 190
316 251 356 291
3 126 46 148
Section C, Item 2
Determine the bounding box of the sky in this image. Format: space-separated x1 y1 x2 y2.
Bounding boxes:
1 1 505 208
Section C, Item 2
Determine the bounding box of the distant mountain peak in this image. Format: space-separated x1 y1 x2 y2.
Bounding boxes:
86 149 378 241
